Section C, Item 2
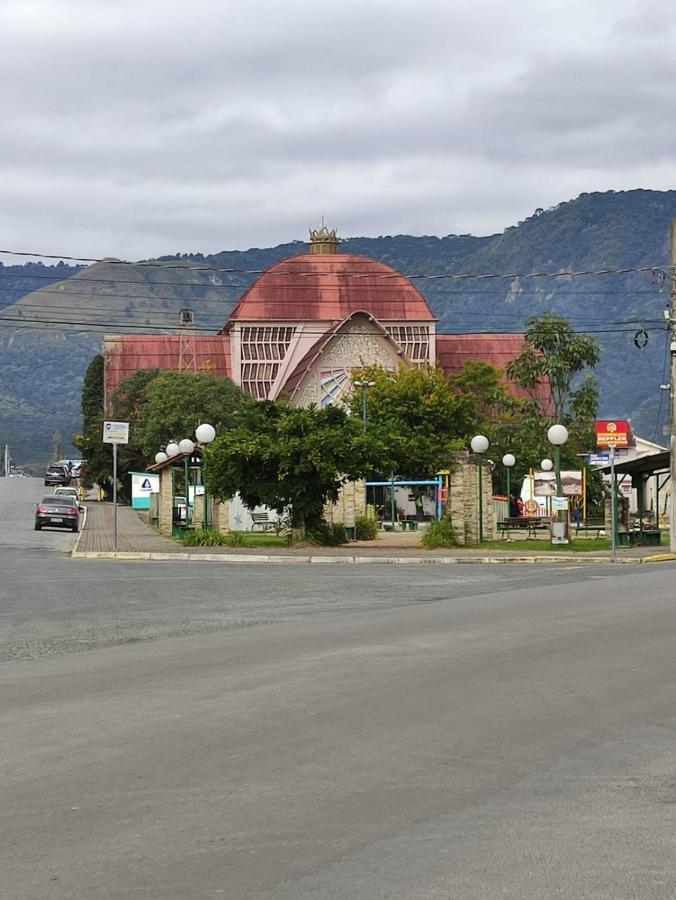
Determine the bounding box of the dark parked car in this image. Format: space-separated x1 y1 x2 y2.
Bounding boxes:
35 495 80 532
44 464 71 487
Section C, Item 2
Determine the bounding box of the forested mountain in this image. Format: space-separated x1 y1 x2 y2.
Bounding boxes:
1 189 673 465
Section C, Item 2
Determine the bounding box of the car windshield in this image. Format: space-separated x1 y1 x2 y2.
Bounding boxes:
42 496 75 505
47 466 65 473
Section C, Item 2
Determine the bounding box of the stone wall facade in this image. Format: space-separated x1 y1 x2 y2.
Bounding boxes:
324 479 367 529
446 450 496 544
158 467 174 535
291 318 405 408
211 499 230 533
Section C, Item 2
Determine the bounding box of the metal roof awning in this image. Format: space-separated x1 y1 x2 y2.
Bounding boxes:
600 450 670 477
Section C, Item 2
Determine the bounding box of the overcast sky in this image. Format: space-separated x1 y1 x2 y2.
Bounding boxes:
1 0 675 261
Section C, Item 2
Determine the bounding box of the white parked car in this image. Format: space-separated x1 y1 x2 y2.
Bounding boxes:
53 486 83 508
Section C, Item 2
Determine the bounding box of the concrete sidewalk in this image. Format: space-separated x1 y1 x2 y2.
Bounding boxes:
75 503 184 554
73 503 676 565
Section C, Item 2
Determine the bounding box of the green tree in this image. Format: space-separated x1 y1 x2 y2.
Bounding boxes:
73 354 113 493
74 363 248 499
206 402 373 534
347 364 473 478
506 313 600 422
496 315 601 489
132 370 248 456
108 369 247 499
81 353 104 423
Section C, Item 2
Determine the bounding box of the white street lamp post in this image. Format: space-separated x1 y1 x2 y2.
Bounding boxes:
353 379 376 429
471 434 489 543
547 424 569 545
178 439 195 521
502 453 515 504
195 423 216 529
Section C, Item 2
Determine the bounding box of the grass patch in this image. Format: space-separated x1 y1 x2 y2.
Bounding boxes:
180 529 290 548
421 518 459 549
233 532 290 548
355 515 378 541
306 523 349 546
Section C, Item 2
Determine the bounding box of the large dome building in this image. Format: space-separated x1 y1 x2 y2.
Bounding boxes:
104 227 541 409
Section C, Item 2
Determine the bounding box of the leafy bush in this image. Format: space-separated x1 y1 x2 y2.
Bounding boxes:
181 529 245 547
307 523 349 546
421 518 458 549
355 515 378 541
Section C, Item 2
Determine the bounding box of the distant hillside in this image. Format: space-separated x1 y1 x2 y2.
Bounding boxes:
0 189 673 464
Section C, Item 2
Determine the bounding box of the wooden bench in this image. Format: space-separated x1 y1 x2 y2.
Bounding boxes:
620 528 661 547
574 520 605 538
251 511 274 531
498 516 551 539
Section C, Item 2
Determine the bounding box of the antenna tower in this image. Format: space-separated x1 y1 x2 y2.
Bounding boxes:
178 308 197 372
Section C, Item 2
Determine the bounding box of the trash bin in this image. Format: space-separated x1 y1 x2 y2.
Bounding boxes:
551 521 568 544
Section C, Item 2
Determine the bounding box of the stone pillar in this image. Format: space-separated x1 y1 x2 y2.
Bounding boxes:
212 500 230 533
159 466 174 535
447 451 495 545
448 451 469 545
324 479 366 528
193 495 205 529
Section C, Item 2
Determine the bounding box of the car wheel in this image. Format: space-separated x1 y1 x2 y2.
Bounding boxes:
34 523 42 531
72 524 79 533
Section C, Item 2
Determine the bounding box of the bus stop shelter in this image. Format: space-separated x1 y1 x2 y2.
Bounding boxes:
600 449 670 542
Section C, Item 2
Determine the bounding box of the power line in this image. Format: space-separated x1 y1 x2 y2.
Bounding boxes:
0 267 667 293
0 294 665 327
0 313 666 337
0 246 667 282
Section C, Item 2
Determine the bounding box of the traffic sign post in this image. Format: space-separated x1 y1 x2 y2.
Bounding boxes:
103 422 129 553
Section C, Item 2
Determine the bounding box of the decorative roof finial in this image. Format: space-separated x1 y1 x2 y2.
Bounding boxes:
309 221 340 254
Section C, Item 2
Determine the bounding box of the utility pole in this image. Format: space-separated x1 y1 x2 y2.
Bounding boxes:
670 220 676 552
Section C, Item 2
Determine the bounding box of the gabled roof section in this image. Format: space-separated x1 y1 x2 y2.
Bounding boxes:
436 333 552 412
222 253 435 330
282 311 408 400
103 334 231 400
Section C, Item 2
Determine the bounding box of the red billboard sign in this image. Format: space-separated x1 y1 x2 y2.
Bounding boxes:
595 419 633 448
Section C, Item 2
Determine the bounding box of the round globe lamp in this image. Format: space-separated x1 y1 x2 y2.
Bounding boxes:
470 434 489 454
501 453 516 503
195 423 216 445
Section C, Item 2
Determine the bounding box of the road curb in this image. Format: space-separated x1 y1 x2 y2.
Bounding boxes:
70 550 651 565
71 504 88 554
642 552 676 563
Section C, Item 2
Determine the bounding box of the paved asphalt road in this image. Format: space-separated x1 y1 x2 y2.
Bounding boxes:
2 478 676 898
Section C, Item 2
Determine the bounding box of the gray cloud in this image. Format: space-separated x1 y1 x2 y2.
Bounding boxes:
1 0 675 259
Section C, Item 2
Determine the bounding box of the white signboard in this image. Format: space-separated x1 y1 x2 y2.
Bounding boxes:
131 471 159 509
103 421 129 445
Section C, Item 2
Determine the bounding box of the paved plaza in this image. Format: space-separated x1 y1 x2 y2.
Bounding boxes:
75 501 671 564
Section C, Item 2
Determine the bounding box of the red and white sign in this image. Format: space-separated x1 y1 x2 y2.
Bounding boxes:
595 419 633 449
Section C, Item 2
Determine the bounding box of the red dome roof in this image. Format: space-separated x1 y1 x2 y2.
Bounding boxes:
223 253 435 328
